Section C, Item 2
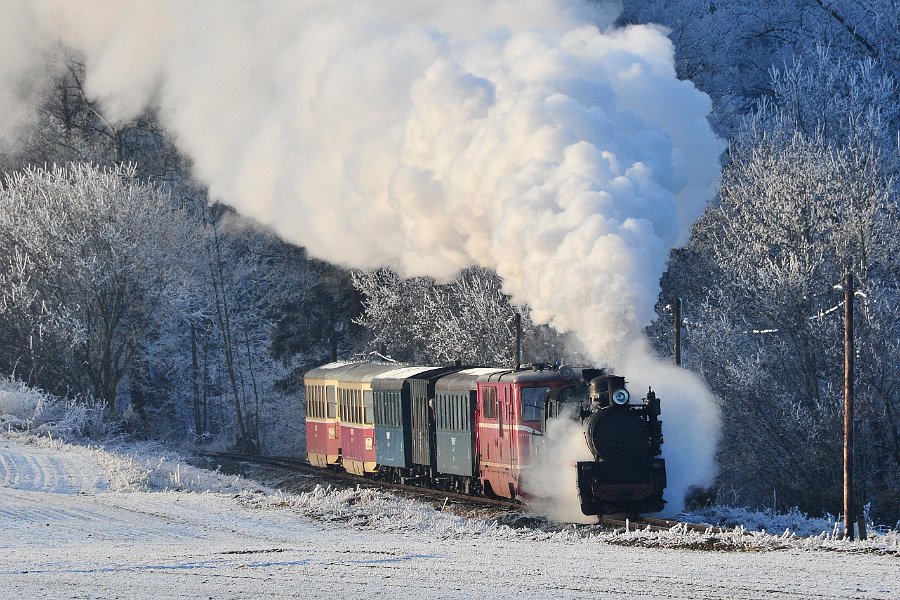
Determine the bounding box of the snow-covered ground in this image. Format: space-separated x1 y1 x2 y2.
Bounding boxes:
0 434 897 599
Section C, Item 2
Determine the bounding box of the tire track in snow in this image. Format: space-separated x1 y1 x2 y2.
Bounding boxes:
0 439 108 494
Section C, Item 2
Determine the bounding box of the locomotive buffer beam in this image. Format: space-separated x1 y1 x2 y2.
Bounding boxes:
576 458 666 515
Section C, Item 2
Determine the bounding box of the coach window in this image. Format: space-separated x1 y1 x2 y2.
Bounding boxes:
447 398 454 430
450 397 456 429
312 387 319 418
364 390 374 424
315 386 321 418
483 387 496 419
318 388 323 419
326 386 335 419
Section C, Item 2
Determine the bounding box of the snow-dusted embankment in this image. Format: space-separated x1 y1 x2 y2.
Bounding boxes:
0 436 897 599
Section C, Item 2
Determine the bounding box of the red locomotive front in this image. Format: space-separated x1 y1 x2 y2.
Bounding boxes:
476 368 570 500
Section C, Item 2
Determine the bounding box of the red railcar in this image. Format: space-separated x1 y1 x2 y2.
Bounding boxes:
476 368 571 499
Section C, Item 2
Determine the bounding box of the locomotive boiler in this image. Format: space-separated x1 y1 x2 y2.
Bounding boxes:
573 373 666 515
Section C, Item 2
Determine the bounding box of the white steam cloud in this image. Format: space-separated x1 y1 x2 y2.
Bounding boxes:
1 0 724 514
524 406 595 523
622 340 721 515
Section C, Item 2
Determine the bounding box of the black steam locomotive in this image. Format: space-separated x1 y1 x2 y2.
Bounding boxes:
572 371 666 515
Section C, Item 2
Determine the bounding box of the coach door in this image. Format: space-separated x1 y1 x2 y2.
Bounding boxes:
499 386 513 467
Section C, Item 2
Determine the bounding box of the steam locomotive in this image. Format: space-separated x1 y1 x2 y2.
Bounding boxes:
304 361 665 516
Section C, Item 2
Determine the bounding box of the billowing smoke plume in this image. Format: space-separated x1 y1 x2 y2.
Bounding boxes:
621 339 721 515
1 0 724 513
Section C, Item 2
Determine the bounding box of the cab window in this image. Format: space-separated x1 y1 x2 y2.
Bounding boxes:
521 387 549 422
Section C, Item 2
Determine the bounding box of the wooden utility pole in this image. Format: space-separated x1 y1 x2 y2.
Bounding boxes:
673 297 682 367
843 271 855 540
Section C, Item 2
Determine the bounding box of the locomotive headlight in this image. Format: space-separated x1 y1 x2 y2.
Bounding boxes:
611 388 630 405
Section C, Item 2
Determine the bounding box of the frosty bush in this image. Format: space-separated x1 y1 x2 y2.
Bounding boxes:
0 378 55 429
0 378 116 440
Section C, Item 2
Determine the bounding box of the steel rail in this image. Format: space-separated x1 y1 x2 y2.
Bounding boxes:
199 451 521 510
200 451 735 533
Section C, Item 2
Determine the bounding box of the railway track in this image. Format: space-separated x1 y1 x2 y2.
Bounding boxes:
200 451 732 534
199 451 520 511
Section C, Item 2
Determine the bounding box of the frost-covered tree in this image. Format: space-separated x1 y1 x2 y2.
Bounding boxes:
0 163 198 406
353 266 568 367
4 57 184 183
619 0 900 134
658 127 898 520
270 253 368 390
127 202 329 455
650 45 900 521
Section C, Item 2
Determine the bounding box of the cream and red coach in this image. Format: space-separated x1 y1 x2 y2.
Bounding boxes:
304 362 351 467
304 362 398 474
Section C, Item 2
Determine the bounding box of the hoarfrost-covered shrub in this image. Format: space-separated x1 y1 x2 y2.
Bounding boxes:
0 378 117 440
0 378 62 429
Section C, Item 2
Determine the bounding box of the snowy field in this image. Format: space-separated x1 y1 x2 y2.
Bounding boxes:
0 435 897 599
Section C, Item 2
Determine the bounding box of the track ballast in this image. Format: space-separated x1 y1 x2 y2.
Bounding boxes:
200 451 730 534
